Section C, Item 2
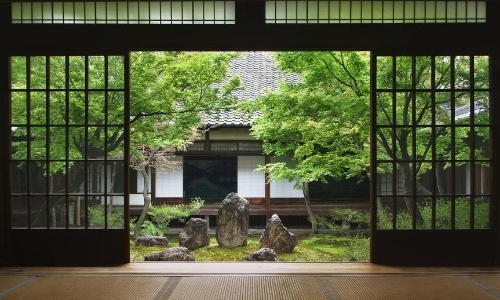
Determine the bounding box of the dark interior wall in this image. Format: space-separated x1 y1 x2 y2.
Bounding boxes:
1 1 496 54
0 3 11 266
0 0 499 266
490 1 500 266
0 54 8 266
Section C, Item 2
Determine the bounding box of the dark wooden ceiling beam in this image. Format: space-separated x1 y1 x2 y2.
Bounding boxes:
1 1 497 54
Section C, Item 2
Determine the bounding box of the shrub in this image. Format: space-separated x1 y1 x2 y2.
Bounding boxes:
316 208 369 231
88 205 124 228
377 197 490 229
136 220 165 237
143 197 205 235
340 233 370 262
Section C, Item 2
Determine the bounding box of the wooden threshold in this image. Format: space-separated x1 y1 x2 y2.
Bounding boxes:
1 262 499 277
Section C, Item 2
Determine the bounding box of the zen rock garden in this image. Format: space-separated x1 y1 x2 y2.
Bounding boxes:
136 192 297 262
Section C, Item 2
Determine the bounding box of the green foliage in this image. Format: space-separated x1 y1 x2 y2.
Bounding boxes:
87 205 124 228
10 52 242 181
129 219 137 238
375 56 490 200
129 51 242 155
250 52 371 185
341 233 370 262
146 197 205 234
248 51 372 231
313 208 370 261
315 208 369 231
376 206 412 230
11 56 127 170
377 198 490 229
315 198 489 231
251 52 490 225
130 233 370 262
139 220 165 237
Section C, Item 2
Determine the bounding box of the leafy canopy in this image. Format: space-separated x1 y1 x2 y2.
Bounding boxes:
250 51 371 185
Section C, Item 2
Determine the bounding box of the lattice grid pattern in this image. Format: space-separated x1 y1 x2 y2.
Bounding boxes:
12 1 235 24
265 1 486 24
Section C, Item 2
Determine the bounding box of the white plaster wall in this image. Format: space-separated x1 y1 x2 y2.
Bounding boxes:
155 156 184 197
129 194 146 206
101 195 125 205
237 156 265 197
136 168 152 192
132 168 152 205
270 156 303 198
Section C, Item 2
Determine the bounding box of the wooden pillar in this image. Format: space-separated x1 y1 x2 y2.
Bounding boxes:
489 0 500 264
0 2 12 265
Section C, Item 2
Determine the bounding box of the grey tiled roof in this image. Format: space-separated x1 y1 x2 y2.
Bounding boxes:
443 103 485 120
204 52 300 127
200 109 261 127
222 51 301 100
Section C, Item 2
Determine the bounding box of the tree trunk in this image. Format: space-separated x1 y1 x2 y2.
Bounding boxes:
303 181 319 234
398 129 424 227
108 162 116 207
435 161 444 195
401 162 424 227
133 163 151 239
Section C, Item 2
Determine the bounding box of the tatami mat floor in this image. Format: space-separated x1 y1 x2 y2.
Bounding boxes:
1 263 500 299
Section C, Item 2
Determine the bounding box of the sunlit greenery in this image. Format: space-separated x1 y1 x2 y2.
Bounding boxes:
130 198 205 237
315 208 370 231
130 198 489 263
87 205 124 228
130 232 370 262
377 198 490 229
315 202 490 231
248 52 490 230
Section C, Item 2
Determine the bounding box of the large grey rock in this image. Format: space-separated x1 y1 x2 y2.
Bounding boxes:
259 214 297 253
162 247 195 261
179 218 210 250
135 235 169 247
144 247 195 261
245 248 278 261
216 192 250 247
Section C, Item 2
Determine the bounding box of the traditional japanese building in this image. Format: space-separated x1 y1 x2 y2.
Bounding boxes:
129 51 370 227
